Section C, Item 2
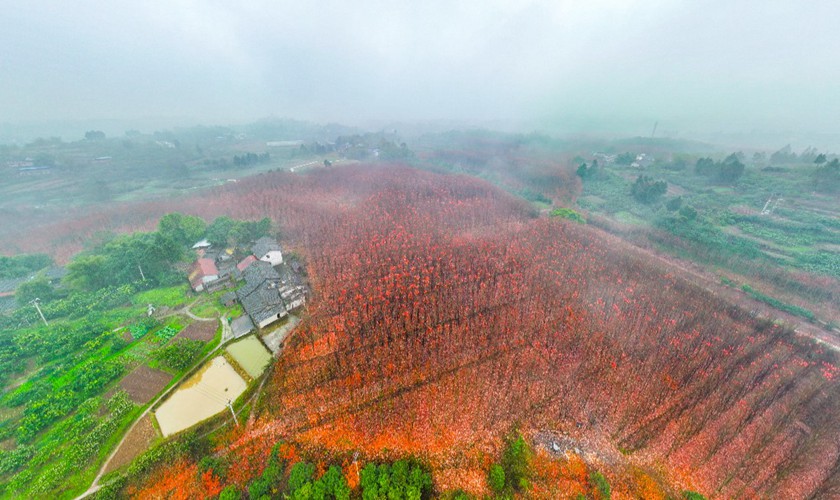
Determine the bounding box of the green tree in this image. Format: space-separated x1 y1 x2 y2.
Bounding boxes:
67 232 181 290
320 466 351 500
665 196 683 211
360 464 380 500
289 462 316 494
488 463 506 492
66 255 110 290
717 153 745 183
616 152 634 165
590 471 611 499
218 485 241 500
550 208 586 224
206 216 237 247
84 130 106 140
16 277 59 306
157 213 207 248
230 217 272 245
501 431 532 491
694 157 716 176
631 175 667 204
814 158 840 192
293 482 313 500
678 205 698 221
0 254 52 279
248 477 270 499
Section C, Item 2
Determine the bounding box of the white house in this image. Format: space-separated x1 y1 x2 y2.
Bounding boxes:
252 237 283 266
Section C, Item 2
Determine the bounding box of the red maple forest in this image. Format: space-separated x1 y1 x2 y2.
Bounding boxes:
10 164 838 498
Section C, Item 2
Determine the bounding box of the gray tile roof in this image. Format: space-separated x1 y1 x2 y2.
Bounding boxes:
238 284 286 325
252 237 281 258
230 315 255 338
220 291 237 305
236 260 287 326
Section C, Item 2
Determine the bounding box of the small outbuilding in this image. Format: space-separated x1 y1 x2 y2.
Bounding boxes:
230 315 255 338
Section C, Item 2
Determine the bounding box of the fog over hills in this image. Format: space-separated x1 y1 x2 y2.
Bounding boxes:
3 1 840 148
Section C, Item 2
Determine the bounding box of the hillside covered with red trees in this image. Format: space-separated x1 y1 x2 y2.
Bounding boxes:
10 165 839 498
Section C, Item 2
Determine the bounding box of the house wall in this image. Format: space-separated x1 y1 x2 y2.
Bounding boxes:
257 310 287 329
259 250 283 266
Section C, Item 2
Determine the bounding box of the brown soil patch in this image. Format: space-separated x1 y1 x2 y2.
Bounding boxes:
103 414 159 475
119 366 172 405
176 321 217 342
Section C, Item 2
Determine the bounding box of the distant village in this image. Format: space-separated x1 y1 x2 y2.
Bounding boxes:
187 236 307 339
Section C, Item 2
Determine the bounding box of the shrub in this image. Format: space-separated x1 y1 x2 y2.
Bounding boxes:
288 461 316 494
550 208 586 224
631 175 667 203
501 431 532 491
590 471 611 499
248 477 269 499
218 485 241 500
488 463 506 492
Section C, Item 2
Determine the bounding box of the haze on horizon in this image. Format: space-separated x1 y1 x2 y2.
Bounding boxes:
3 0 840 146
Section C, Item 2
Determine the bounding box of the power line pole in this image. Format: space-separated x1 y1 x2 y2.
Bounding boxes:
227 400 239 426
31 298 48 326
353 451 360 484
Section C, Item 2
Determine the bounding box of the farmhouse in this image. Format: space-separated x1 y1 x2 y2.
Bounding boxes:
236 255 258 272
234 261 286 328
188 258 219 292
239 284 287 329
252 237 283 266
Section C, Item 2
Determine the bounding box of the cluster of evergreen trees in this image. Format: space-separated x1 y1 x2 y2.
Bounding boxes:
694 153 745 183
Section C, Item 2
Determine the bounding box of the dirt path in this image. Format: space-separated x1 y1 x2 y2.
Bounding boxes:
156 299 217 322
591 227 840 351
75 316 226 500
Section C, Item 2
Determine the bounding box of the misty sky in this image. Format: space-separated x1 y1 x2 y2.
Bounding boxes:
3 1 840 138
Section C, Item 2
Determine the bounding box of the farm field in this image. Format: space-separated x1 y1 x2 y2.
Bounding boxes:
0 277 224 499
101 414 158 476
574 153 839 325
175 320 218 342
117 366 172 405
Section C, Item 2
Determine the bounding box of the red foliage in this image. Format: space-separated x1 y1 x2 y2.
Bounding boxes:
129 459 222 499
25 164 837 497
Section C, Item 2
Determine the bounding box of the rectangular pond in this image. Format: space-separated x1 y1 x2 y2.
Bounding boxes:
154 356 246 437
226 335 273 378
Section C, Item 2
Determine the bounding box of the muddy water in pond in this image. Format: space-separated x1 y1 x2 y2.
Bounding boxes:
154 356 246 436
226 335 272 378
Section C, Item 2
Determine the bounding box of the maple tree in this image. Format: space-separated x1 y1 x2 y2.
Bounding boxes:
37 164 838 498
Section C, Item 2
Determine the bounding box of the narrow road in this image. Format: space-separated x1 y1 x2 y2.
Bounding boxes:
591 226 840 351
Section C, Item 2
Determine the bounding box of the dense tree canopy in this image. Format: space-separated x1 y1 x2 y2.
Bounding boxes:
157 213 207 247
0 254 52 280
631 175 667 203
66 232 181 290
